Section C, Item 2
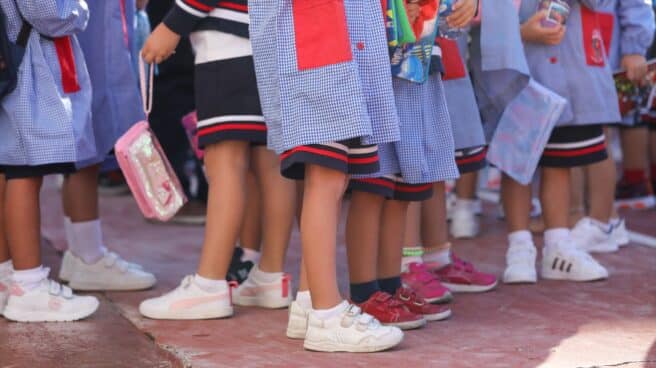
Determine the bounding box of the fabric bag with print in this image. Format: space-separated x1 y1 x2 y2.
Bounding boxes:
115 59 187 221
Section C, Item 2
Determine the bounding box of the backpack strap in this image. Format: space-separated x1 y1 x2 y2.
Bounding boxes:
16 21 31 47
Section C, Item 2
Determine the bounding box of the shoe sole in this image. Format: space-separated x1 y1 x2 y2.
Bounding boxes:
614 196 656 210
68 278 156 291
3 302 99 322
424 309 452 322
233 295 291 309
140 306 234 320
442 280 498 293
384 318 426 330
503 276 537 285
303 335 403 353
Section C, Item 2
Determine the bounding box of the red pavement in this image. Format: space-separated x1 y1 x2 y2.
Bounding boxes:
2 177 656 368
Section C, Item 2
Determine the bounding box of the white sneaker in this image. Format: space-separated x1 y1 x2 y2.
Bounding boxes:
503 241 537 284
0 276 10 315
450 200 480 238
286 301 309 339
610 219 630 247
59 250 144 282
541 242 609 282
571 217 619 253
66 251 156 291
232 267 292 309
3 279 99 322
303 302 404 353
139 275 233 320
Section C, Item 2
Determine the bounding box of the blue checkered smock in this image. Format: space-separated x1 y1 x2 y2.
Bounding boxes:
0 0 95 167
249 0 400 154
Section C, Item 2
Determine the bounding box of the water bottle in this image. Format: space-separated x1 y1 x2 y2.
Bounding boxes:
438 0 467 39
537 0 571 28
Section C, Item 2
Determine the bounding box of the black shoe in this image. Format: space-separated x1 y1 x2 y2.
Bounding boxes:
226 247 254 284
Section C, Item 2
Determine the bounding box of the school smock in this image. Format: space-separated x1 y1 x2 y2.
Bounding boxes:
0 0 95 167
603 0 654 72
76 0 144 169
439 35 486 151
249 0 401 154
518 0 621 126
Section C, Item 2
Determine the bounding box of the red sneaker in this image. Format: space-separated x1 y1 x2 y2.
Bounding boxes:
429 254 498 293
394 287 451 322
356 291 425 330
401 262 452 304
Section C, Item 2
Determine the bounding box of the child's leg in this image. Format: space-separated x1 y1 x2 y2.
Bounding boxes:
421 182 450 251
240 171 263 254
650 128 656 188
451 171 481 238
0 174 8 263
377 200 408 285
6 177 42 270
346 191 384 302
301 164 347 309
250 147 295 272
455 172 478 200
569 167 586 226
540 168 570 230
404 202 422 247
62 165 100 222
620 126 649 176
198 141 251 279
501 174 537 284
501 174 532 233
583 130 615 223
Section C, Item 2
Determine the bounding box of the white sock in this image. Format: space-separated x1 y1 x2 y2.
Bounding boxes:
455 197 477 210
69 219 106 264
64 217 76 250
312 300 348 321
544 228 570 250
241 248 261 264
401 247 423 272
296 290 312 310
508 230 533 246
250 265 283 284
193 274 228 293
12 265 48 291
0 260 13 279
423 248 451 268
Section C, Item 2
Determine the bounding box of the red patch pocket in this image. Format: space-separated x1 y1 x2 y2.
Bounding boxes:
436 37 466 80
580 5 614 67
292 0 353 71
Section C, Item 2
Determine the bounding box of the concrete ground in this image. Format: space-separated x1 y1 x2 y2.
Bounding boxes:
1 177 655 368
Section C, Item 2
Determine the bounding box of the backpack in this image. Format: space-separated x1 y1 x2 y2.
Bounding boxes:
0 7 31 99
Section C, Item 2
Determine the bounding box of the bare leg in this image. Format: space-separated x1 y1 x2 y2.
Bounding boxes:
620 126 649 171
569 167 586 225
6 177 43 270
301 165 347 309
240 171 262 252
378 200 409 279
404 202 422 246
251 147 296 273
540 168 570 229
455 172 478 199
197 141 250 279
584 132 615 223
501 174 532 232
0 175 9 263
62 164 100 222
421 182 449 248
346 191 384 283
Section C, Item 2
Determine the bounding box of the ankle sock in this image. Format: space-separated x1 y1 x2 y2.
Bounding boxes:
64 217 75 251
508 230 533 246
312 300 348 321
544 228 569 250
0 260 12 278
250 265 283 284
193 274 228 293
377 276 401 295
12 265 48 291
455 197 477 210
623 169 647 185
296 290 312 310
69 219 106 264
422 245 451 268
240 248 261 264
349 280 379 303
401 246 423 272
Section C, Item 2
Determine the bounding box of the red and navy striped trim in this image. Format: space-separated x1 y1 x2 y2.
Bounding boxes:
164 0 249 37
350 175 434 202
280 141 380 180
455 146 487 174
197 120 266 147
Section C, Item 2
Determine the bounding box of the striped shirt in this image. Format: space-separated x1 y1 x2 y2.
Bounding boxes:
164 0 249 37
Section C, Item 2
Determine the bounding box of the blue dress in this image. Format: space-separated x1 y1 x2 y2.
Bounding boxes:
0 0 95 167
76 0 144 169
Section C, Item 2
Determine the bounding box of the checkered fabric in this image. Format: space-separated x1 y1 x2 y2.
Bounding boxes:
0 0 95 167
249 0 400 155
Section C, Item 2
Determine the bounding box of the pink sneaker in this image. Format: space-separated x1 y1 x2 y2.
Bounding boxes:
429 254 498 293
401 262 453 303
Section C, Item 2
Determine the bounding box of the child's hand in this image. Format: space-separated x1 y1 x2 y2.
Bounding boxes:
447 0 477 29
406 2 421 24
141 23 181 64
621 54 648 85
520 11 566 46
